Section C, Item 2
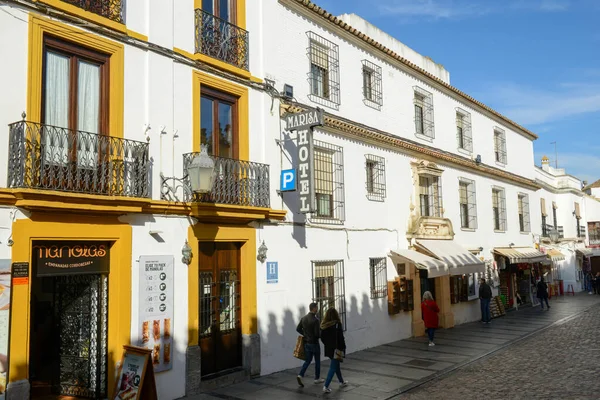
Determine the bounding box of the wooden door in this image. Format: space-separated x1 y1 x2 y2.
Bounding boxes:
198 242 242 377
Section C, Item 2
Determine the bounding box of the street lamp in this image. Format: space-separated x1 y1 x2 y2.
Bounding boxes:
187 144 215 193
257 241 268 263
182 240 192 265
549 229 560 243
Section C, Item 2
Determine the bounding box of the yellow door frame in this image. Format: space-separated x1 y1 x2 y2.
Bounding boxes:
9 214 132 398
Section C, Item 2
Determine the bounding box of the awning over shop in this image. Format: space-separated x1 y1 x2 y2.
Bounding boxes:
415 240 486 275
576 247 600 257
388 249 448 278
493 247 547 264
546 249 565 262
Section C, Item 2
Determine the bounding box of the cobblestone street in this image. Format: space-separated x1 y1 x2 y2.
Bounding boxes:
185 295 600 400
400 302 600 400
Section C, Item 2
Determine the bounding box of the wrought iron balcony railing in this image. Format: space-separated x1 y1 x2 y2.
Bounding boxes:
7 120 150 198
195 9 249 70
181 153 270 207
63 0 125 23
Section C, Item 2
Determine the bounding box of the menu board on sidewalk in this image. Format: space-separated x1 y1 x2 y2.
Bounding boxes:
113 345 157 400
138 256 174 373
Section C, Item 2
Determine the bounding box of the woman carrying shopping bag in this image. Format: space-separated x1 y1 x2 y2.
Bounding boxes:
320 308 349 393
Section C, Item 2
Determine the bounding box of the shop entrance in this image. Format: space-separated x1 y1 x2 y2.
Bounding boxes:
198 242 242 378
419 270 436 300
29 241 110 399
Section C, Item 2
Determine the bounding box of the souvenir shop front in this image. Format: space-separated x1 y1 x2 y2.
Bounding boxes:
577 248 600 292
540 248 565 296
493 247 548 309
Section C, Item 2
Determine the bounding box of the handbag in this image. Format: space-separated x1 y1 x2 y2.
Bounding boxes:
333 323 345 362
293 335 305 360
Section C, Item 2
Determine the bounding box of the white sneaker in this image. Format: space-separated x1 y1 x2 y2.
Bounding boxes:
428 342 435 347
323 387 332 393
340 381 349 387
296 375 304 387
314 378 325 384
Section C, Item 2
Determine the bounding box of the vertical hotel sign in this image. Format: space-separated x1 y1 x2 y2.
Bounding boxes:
285 108 323 213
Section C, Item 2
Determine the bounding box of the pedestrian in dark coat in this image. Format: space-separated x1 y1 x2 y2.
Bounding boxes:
537 277 550 310
421 291 440 346
479 278 493 323
320 308 348 393
296 302 323 386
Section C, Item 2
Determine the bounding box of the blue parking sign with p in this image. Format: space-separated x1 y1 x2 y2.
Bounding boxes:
280 169 296 192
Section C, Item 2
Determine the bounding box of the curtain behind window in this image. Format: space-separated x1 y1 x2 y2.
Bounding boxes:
77 60 101 167
44 51 70 163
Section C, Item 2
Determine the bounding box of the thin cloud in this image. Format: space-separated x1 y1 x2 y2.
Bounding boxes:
378 0 570 20
476 82 600 126
539 152 600 183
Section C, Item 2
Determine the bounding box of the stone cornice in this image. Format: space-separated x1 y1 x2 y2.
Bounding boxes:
282 103 541 191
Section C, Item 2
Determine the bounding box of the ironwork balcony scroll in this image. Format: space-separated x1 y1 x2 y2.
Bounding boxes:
7 119 150 198
195 9 249 71
176 153 270 208
62 0 125 23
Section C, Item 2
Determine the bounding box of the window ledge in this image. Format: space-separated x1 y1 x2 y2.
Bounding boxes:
457 147 472 156
415 133 434 143
494 230 506 233
461 227 476 232
495 161 507 167
520 231 531 235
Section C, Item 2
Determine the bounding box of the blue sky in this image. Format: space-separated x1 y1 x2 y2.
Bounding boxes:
315 0 600 183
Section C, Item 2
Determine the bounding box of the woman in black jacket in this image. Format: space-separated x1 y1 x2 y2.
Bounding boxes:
320 308 348 393
537 277 550 310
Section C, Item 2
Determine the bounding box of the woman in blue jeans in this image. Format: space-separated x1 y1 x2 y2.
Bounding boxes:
320 308 348 393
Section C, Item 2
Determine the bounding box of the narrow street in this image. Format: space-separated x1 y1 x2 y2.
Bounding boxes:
186 295 600 400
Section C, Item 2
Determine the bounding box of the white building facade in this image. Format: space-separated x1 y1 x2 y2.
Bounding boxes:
255 0 552 377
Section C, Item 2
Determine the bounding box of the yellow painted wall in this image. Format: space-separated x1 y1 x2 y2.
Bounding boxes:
187 224 257 346
9 214 132 398
27 15 124 138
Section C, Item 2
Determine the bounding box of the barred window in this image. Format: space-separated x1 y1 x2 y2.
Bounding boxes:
494 128 507 164
459 178 477 229
492 187 507 231
413 86 434 139
369 258 387 299
307 32 340 107
312 260 346 330
419 175 442 217
312 140 345 224
517 194 530 232
361 60 383 109
365 154 386 201
456 108 473 152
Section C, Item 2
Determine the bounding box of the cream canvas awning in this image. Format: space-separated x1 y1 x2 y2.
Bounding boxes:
576 248 600 257
494 247 547 264
415 239 486 275
546 249 565 262
388 249 448 278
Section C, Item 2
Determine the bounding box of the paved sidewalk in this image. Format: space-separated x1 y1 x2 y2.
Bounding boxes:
185 294 600 400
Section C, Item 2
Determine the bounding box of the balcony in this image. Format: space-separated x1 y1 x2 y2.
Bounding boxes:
542 224 564 239
7 120 150 198
195 9 249 71
62 0 125 23
181 153 270 208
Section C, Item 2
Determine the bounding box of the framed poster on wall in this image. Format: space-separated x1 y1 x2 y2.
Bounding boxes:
137 256 174 373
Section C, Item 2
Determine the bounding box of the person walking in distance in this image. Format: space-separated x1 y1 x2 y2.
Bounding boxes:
320 308 348 393
537 277 550 310
479 278 492 324
296 303 324 386
421 291 440 347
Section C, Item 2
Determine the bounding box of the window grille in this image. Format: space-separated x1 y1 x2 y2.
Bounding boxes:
518 194 530 232
365 154 386 201
307 32 340 107
459 178 477 229
492 187 506 231
419 175 442 217
455 108 473 152
553 206 558 229
588 223 600 244
541 216 549 237
369 258 387 299
311 140 345 224
312 260 346 330
494 128 507 164
577 220 586 238
361 60 383 109
413 86 434 139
